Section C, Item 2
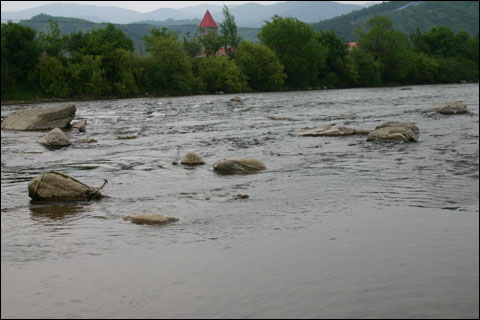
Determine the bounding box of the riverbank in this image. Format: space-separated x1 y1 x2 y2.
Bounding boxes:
2 81 478 106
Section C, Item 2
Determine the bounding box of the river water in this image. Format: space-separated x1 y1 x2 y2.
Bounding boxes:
1 84 479 318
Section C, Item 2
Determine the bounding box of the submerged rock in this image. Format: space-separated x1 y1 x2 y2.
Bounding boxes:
123 213 178 225
267 116 294 121
433 101 469 115
74 137 97 144
117 134 137 139
37 128 71 148
181 152 205 165
213 158 266 174
297 126 370 136
367 122 419 142
28 171 107 201
1 104 76 130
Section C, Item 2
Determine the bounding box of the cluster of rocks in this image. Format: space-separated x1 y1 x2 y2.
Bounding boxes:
1 99 471 225
297 122 420 143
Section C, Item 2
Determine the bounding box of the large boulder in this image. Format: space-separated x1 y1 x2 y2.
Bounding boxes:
123 213 178 225
1 104 76 130
37 128 71 148
213 158 266 174
367 122 419 142
28 171 107 201
433 101 469 115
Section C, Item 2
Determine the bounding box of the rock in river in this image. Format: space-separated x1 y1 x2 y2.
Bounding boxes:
71 119 87 132
1 104 76 130
433 101 469 115
123 213 178 225
367 122 419 142
213 158 266 174
230 96 242 103
28 171 107 201
297 125 367 136
37 128 71 148
181 152 205 165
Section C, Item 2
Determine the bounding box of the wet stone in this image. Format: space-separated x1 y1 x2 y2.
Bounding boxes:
213 158 266 174
123 213 178 225
181 152 205 166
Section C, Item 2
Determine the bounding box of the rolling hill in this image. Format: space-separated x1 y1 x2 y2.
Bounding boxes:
311 1 479 41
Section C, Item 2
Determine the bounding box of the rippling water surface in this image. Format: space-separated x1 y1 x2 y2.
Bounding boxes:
2 84 479 318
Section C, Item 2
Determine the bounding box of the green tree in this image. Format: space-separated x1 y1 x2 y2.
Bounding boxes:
407 51 439 84
110 48 138 97
82 24 135 95
66 30 90 58
411 25 474 59
235 40 285 91
83 24 133 56
182 32 202 58
219 5 241 58
436 57 478 83
316 31 357 87
197 56 249 93
1 22 40 95
145 31 195 95
357 16 411 83
35 56 71 97
37 20 67 57
199 31 221 57
350 48 382 87
258 15 327 88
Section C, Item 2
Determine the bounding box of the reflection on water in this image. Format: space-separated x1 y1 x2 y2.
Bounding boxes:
29 203 85 221
1 84 479 318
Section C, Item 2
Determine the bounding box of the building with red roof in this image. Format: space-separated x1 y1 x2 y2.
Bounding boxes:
199 10 218 36
197 10 237 57
347 42 358 50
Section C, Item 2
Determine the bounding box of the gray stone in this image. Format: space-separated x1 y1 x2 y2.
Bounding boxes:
181 152 205 165
37 128 71 148
72 119 87 132
123 213 178 225
1 104 76 130
433 101 469 115
213 158 266 174
230 96 242 102
367 122 419 142
117 134 137 139
28 171 107 201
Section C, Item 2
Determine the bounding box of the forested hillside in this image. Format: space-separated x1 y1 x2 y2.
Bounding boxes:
312 1 479 41
19 14 260 50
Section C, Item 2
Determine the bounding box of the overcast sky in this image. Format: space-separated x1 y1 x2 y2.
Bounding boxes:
2 1 380 13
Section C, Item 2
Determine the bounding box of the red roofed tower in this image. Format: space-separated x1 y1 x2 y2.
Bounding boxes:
199 10 218 36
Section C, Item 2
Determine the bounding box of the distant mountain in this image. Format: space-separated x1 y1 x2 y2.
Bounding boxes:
1 3 143 23
3 1 364 27
311 1 479 41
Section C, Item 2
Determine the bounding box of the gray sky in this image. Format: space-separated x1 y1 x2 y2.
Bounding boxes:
1 1 380 13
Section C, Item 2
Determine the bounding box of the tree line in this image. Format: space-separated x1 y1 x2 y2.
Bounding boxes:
2 7 478 102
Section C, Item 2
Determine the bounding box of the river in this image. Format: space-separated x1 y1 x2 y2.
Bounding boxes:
1 84 479 318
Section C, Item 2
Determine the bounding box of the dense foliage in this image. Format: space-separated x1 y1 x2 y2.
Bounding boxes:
1 15 478 101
